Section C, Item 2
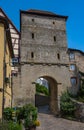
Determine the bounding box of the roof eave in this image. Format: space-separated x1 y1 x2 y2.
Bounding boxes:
0 8 21 37
20 10 68 21
0 16 14 58
68 48 84 55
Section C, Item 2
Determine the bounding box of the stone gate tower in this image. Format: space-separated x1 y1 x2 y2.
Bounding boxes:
13 10 79 114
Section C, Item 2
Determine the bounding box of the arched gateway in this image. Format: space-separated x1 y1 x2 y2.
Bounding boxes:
12 9 79 114
35 76 58 114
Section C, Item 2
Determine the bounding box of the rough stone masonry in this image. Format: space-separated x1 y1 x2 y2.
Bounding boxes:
12 10 80 114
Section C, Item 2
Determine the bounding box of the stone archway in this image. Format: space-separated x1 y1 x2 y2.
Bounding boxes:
35 76 58 114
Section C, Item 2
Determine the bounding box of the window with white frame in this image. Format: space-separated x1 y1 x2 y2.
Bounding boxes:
70 64 75 71
69 53 75 60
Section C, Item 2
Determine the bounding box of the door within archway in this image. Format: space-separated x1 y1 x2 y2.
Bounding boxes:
35 76 58 114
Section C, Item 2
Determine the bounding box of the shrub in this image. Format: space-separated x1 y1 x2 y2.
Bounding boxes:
8 122 22 130
17 104 37 120
4 104 39 129
15 104 38 128
60 91 76 115
3 107 14 120
4 104 38 121
0 121 22 130
75 79 84 102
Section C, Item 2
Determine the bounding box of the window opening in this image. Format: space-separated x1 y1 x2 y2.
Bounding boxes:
70 77 77 86
53 21 55 24
32 19 34 22
31 52 34 58
32 33 34 39
57 53 60 60
70 65 75 71
54 36 56 41
69 53 75 60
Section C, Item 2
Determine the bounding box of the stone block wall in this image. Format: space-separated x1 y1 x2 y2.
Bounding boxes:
12 10 81 114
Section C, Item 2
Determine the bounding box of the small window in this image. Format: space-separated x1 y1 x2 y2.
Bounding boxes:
32 19 34 22
70 65 75 71
70 77 77 86
31 52 34 58
69 53 75 60
53 21 55 24
54 36 56 41
12 73 17 77
32 33 34 39
57 53 60 60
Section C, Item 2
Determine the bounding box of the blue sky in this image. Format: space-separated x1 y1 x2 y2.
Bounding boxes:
0 0 84 51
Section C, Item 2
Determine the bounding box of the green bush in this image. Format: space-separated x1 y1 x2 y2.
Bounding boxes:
4 104 38 122
16 104 37 121
0 121 22 130
3 107 14 120
8 122 22 130
15 104 37 128
60 91 76 115
4 104 38 129
75 79 84 102
36 83 49 96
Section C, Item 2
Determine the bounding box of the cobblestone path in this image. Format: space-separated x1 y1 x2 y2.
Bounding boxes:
37 113 84 130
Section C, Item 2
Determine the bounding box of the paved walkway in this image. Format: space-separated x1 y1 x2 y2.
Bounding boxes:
23 105 84 130
37 113 84 130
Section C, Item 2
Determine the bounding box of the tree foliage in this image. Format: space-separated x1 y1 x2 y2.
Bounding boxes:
36 83 49 96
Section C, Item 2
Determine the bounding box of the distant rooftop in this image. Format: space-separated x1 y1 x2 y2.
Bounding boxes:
68 48 84 55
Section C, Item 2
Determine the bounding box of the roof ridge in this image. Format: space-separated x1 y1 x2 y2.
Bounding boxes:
21 9 68 20
68 48 84 55
27 9 56 15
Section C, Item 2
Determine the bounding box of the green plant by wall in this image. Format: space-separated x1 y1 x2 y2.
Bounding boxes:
8 122 22 130
16 104 37 121
0 121 22 130
3 107 14 120
4 104 38 129
60 91 76 116
76 79 84 102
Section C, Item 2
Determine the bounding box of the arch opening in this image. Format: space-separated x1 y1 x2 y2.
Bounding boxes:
35 76 58 114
